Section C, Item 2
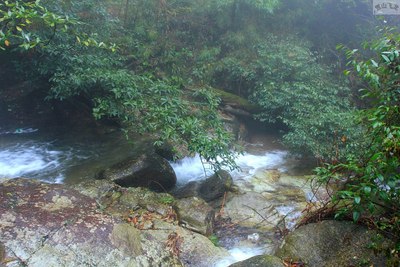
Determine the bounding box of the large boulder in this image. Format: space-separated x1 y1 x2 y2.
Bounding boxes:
0 178 229 267
97 153 177 191
275 220 389 267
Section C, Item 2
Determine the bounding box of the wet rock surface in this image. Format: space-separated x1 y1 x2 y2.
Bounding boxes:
0 178 229 267
198 170 233 202
172 170 233 202
175 197 215 235
275 220 389 267
228 255 284 267
97 153 177 191
221 171 311 231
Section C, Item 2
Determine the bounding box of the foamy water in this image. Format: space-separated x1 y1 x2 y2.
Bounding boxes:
0 127 91 183
0 141 72 183
170 154 214 184
171 150 288 184
215 247 265 267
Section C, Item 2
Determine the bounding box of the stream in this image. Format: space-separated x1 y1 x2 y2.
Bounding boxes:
0 125 315 266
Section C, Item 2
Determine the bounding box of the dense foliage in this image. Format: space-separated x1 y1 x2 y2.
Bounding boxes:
0 0 239 170
0 0 74 50
0 0 394 166
317 29 400 265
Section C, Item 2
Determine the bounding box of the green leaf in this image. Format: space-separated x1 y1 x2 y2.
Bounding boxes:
381 54 390 62
353 211 360 222
363 186 371 194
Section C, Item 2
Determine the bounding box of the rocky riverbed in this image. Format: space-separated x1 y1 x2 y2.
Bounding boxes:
0 121 390 267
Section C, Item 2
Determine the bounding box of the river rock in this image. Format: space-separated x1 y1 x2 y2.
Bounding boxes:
275 220 388 267
198 170 233 202
0 178 230 267
141 220 230 267
173 170 233 202
222 190 307 231
154 142 176 161
97 153 177 191
223 192 278 230
175 197 215 235
228 255 284 267
171 181 201 199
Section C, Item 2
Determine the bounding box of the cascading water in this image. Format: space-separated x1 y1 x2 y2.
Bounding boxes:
170 148 307 266
170 132 316 266
171 150 289 184
0 125 314 266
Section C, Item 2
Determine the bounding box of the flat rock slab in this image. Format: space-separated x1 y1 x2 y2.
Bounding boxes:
0 178 177 266
0 178 230 267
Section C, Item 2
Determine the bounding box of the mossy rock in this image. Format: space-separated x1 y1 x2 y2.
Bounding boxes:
210 88 260 113
275 220 389 267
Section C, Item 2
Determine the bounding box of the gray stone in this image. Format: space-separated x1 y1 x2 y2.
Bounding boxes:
175 197 215 235
172 170 233 202
229 255 284 267
276 220 389 267
198 170 233 202
111 223 143 256
97 153 177 191
142 226 230 267
171 181 201 199
0 178 231 267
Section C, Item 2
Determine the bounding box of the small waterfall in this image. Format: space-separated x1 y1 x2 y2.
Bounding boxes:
170 154 214 185
170 150 288 185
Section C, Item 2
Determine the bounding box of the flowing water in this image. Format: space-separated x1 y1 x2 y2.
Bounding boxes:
171 131 315 266
0 124 315 266
0 126 141 183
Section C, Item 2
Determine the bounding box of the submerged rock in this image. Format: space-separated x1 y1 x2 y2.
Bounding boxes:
0 178 229 267
276 220 389 267
97 153 177 191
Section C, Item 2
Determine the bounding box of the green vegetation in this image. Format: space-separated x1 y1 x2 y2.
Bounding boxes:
1 0 379 166
1 1 399 261
0 0 74 50
317 29 400 265
208 234 220 247
159 195 175 205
